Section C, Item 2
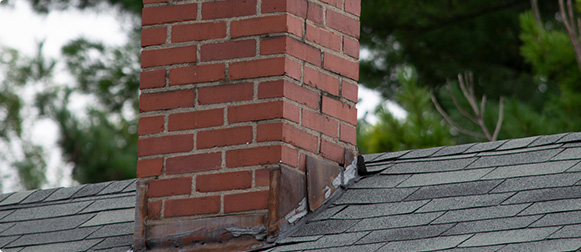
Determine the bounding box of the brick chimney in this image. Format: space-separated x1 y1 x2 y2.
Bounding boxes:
134 0 360 250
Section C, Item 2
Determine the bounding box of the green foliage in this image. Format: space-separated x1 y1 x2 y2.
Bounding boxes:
358 69 454 153
25 0 143 14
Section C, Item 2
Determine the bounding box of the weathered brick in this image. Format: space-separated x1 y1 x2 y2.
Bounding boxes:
304 66 340 96
229 56 301 81
302 109 338 137
147 200 162 220
326 9 360 38
197 126 253 149
258 80 320 110
168 109 224 131
138 134 193 157
140 69 165 90
322 96 357 125
228 100 300 124
255 168 270 187
231 14 303 38
261 0 307 17
198 83 253 105
307 3 323 24
202 0 257 19
141 46 196 68
224 191 269 213
137 158 163 178
226 145 298 168
166 152 222 175
196 171 252 192
172 21 227 43
257 122 319 153
261 36 321 66
142 27 167 47
139 90 195 112
306 23 341 52
343 36 360 59
341 79 359 103
149 177 192 197
201 39 256 62
169 64 225 86
340 123 357 145
323 52 359 80
320 0 341 8
138 115 165 135
142 4 197 26
345 0 362 16
321 139 344 164
164 196 220 217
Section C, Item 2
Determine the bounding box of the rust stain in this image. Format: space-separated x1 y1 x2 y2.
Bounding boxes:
306 156 341 211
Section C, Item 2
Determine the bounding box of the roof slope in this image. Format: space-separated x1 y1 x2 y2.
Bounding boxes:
271 133 581 251
0 179 135 252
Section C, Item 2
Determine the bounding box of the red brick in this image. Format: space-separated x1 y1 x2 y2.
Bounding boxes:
140 69 165 90
261 36 321 66
164 196 220 217
139 89 195 112
258 80 320 110
166 152 222 175
137 158 163 178
169 64 225 86
141 45 196 68
138 134 193 157
229 56 301 81
345 0 362 16
231 14 303 38
320 0 341 8
343 36 360 59
202 0 257 20
302 109 338 137
228 100 300 124
201 39 256 62
172 21 227 43
142 27 167 47
321 139 344 164
142 4 197 26
340 123 357 145
323 52 359 80
138 116 164 136
257 122 318 152
305 23 341 52
262 0 307 17
168 109 224 131
299 153 307 171
224 190 269 213
322 96 357 125
196 171 252 192
326 9 360 38
197 126 253 149
255 168 270 187
341 79 358 103
303 66 340 96
226 145 298 168
147 200 162 220
198 83 253 105
149 177 192 197
307 3 323 24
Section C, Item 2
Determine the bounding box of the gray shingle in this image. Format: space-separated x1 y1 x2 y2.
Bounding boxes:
382 158 476 174
1 201 92 222
122 180 136 192
290 219 358 236
440 245 506 252
365 163 394 173
528 133 567 147
91 235 133 249
332 200 428 219
530 210 581 227
417 193 513 212
18 239 102 252
518 198 581 215
557 132 581 143
334 188 417 205
87 223 134 239
277 235 322 244
376 235 472 252
275 232 368 251
0 210 14 221
432 204 529 224
0 214 95 236
350 174 411 189
551 147 581 160
467 149 561 169
44 186 84 202
356 224 454 244
306 243 383 252
348 212 443 232
476 144 561 157
464 140 506 153
371 150 410 162
81 209 134 227
80 196 135 213
19 188 58 204
0 191 34 206
491 173 581 193
502 186 581 204
309 206 346 221
0 235 20 248
496 136 538 150
399 147 442 159
481 160 577 180
458 227 559 247
498 238 581 252
406 180 502 200
442 215 542 235
549 224 581 238
568 162 581 172
93 247 132 252
72 182 109 198
98 180 134 195
397 168 493 187
5 226 99 247
432 143 475 157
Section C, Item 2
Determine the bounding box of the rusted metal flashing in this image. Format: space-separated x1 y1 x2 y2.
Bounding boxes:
268 166 307 241
306 156 341 211
133 179 148 251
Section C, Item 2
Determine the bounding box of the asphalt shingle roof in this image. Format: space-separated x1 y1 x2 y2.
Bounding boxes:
0 179 135 252
271 133 581 251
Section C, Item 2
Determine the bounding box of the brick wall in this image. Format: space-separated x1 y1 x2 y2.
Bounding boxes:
136 0 360 249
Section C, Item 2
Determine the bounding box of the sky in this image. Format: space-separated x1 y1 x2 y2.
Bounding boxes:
0 0 384 191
